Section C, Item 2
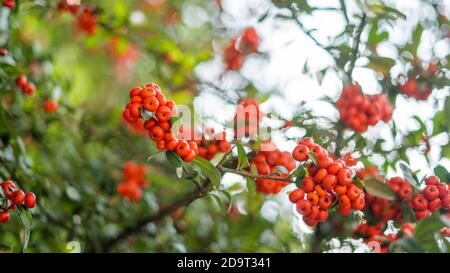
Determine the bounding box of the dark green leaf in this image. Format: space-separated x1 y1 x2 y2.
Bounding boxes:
235 142 249 170
363 175 396 201
192 157 222 188
166 151 183 168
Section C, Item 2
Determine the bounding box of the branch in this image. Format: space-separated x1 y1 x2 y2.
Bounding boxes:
289 7 333 56
339 0 350 25
217 166 293 182
100 179 211 252
347 13 367 80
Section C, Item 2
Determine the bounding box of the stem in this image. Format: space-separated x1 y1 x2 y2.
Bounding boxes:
217 166 293 182
347 13 367 81
100 179 211 252
339 0 350 25
216 146 234 167
289 7 333 56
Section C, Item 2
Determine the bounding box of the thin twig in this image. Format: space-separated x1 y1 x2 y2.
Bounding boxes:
100 179 211 252
289 7 332 56
347 13 367 80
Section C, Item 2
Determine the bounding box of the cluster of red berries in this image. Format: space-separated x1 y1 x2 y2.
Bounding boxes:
195 130 232 160
2 0 15 9
365 177 412 223
250 142 295 195
117 161 149 201
337 84 393 133
223 27 260 71
15 74 36 96
410 176 449 220
0 180 37 224
234 98 263 139
289 137 365 226
122 83 198 162
353 222 415 253
43 99 58 113
57 1 97 36
398 62 438 100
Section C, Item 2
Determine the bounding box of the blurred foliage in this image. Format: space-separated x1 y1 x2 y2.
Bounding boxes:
0 0 449 253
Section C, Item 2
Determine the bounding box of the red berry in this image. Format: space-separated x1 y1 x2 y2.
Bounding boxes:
301 176 315 193
296 199 312 216
346 185 361 201
23 82 36 96
0 211 10 224
423 185 439 201
1 180 16 196
149 126 165 141
129 87 141 98
309 144 325 160
15 74 27 87
314 168 328 183
166 139 179 151
43 99 58 113
11 190 25 205
425 176 439 186
437 183 448 198
415 209 431 220
327 162 343 175
289 188 305 203
398 185 412 200
175 140 191 157
292 145 309 162
337 168 352 186
318 210 328 222
442 195 450 209
428 198 441 212
352 196 365 210
412 194 428 211
319 195 332 209
3 0 16 10
24 192 36 209
156 94 167 106
309 205 320 219
303 216 318 226
182 150 196 162
318 157 333 169
143 96 159 112
156 106 172 122
322 174 337 190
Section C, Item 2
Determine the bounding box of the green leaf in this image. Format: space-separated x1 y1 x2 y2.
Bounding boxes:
246 177 256 196
413 214 446 252
169 116 182 135
209 190 232 214
146 151 163 162
399 163 419 189
18 208 32 252
366 56 395 76
290 165 306 179
235 142 249 170
410 24 423 55
192 157 222 188
308 152 318 166
434 165 450 183
166 151 183 168
363 175 396 201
